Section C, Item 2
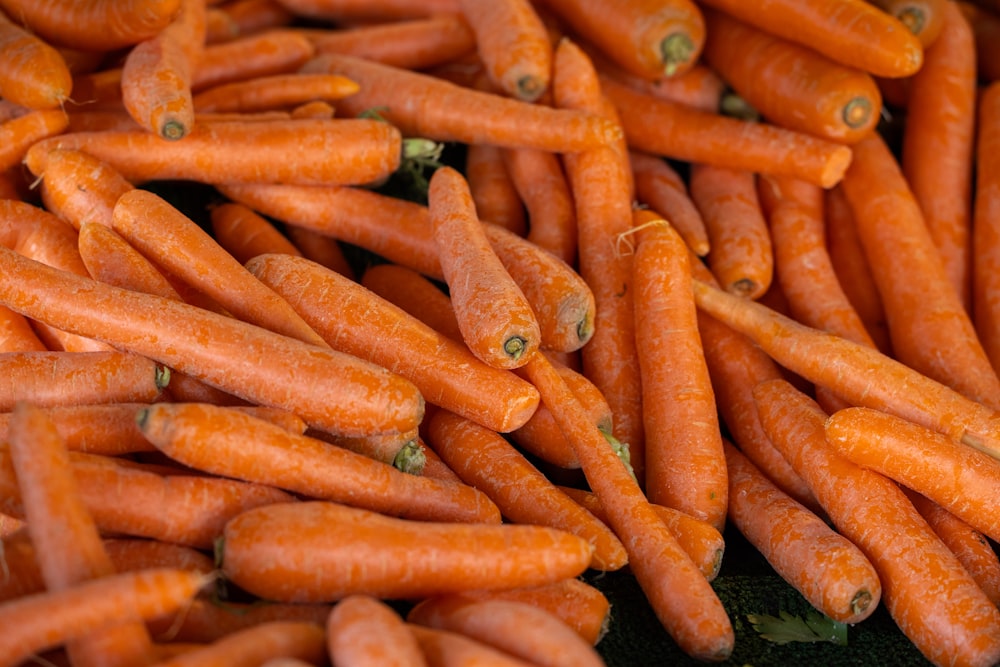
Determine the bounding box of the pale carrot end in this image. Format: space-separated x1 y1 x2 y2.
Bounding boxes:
820 146 854 189
515 74 547 103
843 97 874 130
160 119 190 141
661 33 697 77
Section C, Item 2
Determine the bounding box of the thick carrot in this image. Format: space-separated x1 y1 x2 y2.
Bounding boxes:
408 624 536 667
723 439 881 624
0 9 72 109
869 0 947 47
359 262 464 342
112 189 329 349
247 252 541 433
282 225 355 281
219 500 593 602
701 7 881 144
0 306 46 353
0 109 67 173
503 145 576 265
601 75 853 189
629 151 708 256
901 0 977 311
326 595 426 667
209 202 302 265
26 117 403 188
144 621 327 667
695 0 923 77
840 132 1000 408
407 596 603 667
754 379 1000 667
824 407 1000 543
0 568 210 667
0 246 424 436
78 222 184 301
424 408 627 571
629 210 727 530
136 401 501 524
192 29 315 92
465 142 527 236
300 52 622 153
305 13 475 71
522 352 735 661
975 81 1000 375
191 72 359 113
307 425 425 473
29 148 134 231
690 278 1000 459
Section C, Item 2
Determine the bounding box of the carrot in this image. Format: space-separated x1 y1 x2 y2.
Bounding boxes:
628 210 727 530
78 222 184 301
723 439 880 623
246 252 541 433
522 352 735 661
29 148 134 230
428 166 540 369
26 117 403 188
0 568 210 667
359 262 464 341
216 0 295 37
136 401 501 524
144 621 327 667
905 489 1000 608
840 131 1000 408
690 278 1000 458
209 202 301 265
538 0 704 78
205 6 239 43
689 164 773 299
147 598 332 644
701 8 881 144
975 81 1000 375
424 408 627 571
0 9 72 109
558 485 726 581
695 0 923 78
407 624 536 667
601 75 854 189
465 142 527 236
327 595 426 667
219 500 593 602
407 596 604 667
112 189 329 349
0 529 45 602
275 0 460 21
960 2 1000 83
192 29 315 92
191 72 359 113
282 225 355 280
0 306 46 353
753 378 1000 667
299 52 622 153
824 407 1000 544
629 151 708 256
901 0 977 311
0 246 425 437
308 426 425 474
0 109 67 172
305 13 475 71
869 0 947 47
502 145 576 265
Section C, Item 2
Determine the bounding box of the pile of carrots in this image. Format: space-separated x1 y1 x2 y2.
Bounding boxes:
0 0 999 664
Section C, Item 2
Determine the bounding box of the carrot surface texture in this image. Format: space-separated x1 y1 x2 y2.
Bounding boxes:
0 9 72 109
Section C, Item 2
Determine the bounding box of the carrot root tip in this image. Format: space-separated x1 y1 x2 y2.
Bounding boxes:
660 33 696 77
577 313 595 345
896 8 926 36
842 97 873 130
515 74 547 103
503 335 530 361
155 364 172 390
392 439 427 475
850 589 874 616
135 407 151 430
728 278 759 298
160 120 190 141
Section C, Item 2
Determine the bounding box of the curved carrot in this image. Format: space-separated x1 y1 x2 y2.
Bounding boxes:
629 151 708 256
695 0 923 77
465 142 527 236
246 252 541 434
191 72 359 112
219 500 593 602
503 145 576 265
192 29 316 92
630 210 726 530
701 7 881 144
424 408 627 571
136 401 501 524
0 9 72 109
145 621 327 667
974 81 1000 375
723 439 881 624
326 595 426 667
901 1 977 310
754 379 1000 667
869 0 947 47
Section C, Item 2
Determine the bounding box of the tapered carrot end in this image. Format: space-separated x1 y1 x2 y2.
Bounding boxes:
819 145 854 189
660 33 697 77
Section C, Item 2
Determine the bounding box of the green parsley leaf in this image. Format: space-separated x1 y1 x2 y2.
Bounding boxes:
746 610 848 646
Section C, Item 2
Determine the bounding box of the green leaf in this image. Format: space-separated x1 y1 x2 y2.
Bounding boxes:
746 610 848 646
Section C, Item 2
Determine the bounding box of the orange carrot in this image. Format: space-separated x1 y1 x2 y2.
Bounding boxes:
754 378 1000 667
136 401 501 524
147 598 332 644
0 9 72 109
216 0 295 36
974 81 1000 374
629 151 708 256
503 145 576 265
0 109 67 172
246 252 541 433
144 621 327 667
78 222 184 301
465 142 527 236
359 262 464 342
424 408 627 571
407 624 535 667
219 500 593 602
308 426 425 474
275 0 460 21
192 29 315 92
326 595 426 667
960 2 1000 83
629 210 727 530
209 202 301 265
282 225 355 280
191 72 359 113
0 306 46 353
869 0 947 47
29 148 134 231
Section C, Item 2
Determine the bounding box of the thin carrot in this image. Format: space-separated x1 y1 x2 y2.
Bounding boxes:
428 165 540 369
0 568 210 667
143 621 327 667
407 624 536 667
690 278 1000 459
407 596 604 667
300 52 622 153
326 595 426 667
869 0 947 47
78 222 184 301
26 117 404 188
901 0 977 311
522 352 735 661
465 142 527 236
191 72 359 113
0 246 425 437
209 202 301 265
753 378 1000 667
0 529 45 602
136 401 501 524
219 500 593 602
424 408 627 571
0 9 72 109
840 131 1000 408
192 29 315 92
601 75 853 189
723 439 881 624
975 81 1000 375
689 164 773 299
359 262 463 341
217 0 294 36
701 7 881 144
147 598 332 644
0 306 46 353
502 145 576 265
309 426 425 474
695 0 923 78
205 6 239 43
246 252 541 434
274 0 460 21
282 225 355 281
629 151 709 256
629 210 727 530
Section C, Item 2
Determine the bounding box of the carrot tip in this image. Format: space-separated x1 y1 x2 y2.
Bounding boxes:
851 589 874 616
135 407 151 430
392 439 426 475
896 7 926 36
577 314 594 345
503 335 530 361
660 33 696 77
160 120 190 141
515 74 547 103
842 97 873 130
155 364 172 390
